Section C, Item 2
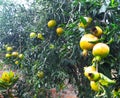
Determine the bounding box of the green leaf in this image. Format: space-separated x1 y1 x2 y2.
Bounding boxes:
80 16 87 25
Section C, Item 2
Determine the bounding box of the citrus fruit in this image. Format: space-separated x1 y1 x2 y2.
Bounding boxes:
80 34 98 50
37 71 44 78
92 43 110 58
18 54 24 59
90 81 100 91
15 61 19 65
92 26 103 37
5 53 11 58
84 66 96 77
30 32 36 38
48 20 56 28
12 52 19 57
78 17 92 28
37 33 44 40
6 46 13 52
87 71 100 81
56 27 64 36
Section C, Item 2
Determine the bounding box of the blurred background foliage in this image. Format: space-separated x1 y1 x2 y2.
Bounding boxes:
0 0 120 97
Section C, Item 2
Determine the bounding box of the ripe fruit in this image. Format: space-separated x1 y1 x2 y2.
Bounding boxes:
90 81 100 91
92 43 110 58
6 46 13 52
5 53 11 58
15 61 19 65
37 33 44 40
92 26 103 37
78 17 92 28
80 34 98 56
47 20 56 28
84 66 96 77
30 32 36 38
87 71 100 81
12 52 19 57
56 27 64 36
18 54 24 59
37 71 44 78
80 34 98 50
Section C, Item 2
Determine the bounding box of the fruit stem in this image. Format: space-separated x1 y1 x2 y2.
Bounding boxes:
82 49 88 57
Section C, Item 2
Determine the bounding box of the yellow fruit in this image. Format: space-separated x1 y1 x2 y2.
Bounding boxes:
6 46 13 52
12 52 19 57
84 66 96 77
37 71 44 78
18 54 24 59
5 53 11 58
78 17 92 28
80 34 98 50
56 27 64 36
48 20 56 28
92 26 103 37
90 81 100 91
37 33 44 40
15 61 19 65
30 32 36 38
92 43 110 58
87 71 100 81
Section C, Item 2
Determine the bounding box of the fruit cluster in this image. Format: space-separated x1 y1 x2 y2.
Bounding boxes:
4 45 24 65
79 17 116 96
30 32 44 40
48 19 64 36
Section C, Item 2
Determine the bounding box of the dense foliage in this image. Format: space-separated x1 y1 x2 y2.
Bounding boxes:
0 0 120 97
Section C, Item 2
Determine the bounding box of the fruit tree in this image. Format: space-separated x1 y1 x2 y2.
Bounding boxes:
0 0 120 98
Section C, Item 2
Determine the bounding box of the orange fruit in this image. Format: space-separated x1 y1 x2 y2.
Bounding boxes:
92 26 103 37
90 81 100 91
12 52 19 57
87 71 100 81
84 66 96 77
56 27 64 36
30 32 36 38
80 34 98 56
37 33 44 40
5 53 11 58
37 71 44 78
6 46 13 52
18 54 24 59
15 61 19 65
48 20 56 28
92 43 110 58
